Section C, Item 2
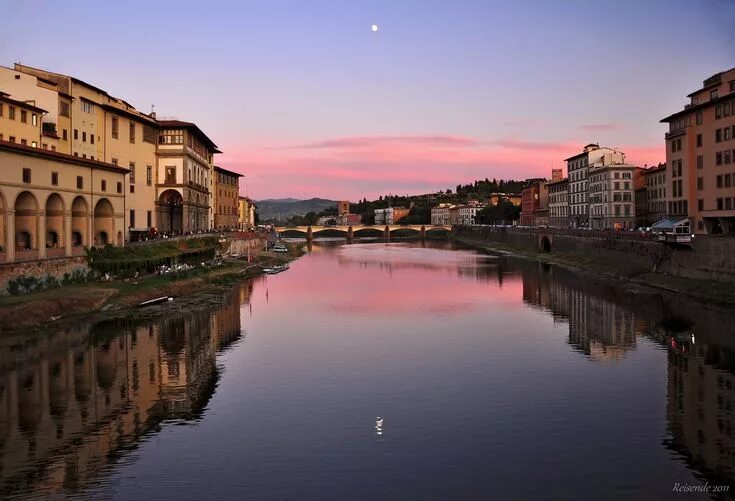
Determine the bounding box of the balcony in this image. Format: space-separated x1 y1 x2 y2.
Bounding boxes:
665 127 689 139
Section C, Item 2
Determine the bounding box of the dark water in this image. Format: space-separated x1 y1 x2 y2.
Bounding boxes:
0 241 734 500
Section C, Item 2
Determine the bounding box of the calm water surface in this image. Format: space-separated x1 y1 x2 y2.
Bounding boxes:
1 241 734 500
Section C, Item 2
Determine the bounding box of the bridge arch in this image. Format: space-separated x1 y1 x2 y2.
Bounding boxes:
540 235 552 252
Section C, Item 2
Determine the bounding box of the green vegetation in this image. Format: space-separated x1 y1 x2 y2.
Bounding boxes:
86 237 219 276
474 200 521 225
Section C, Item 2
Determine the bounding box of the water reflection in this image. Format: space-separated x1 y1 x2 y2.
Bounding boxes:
0 281 252 498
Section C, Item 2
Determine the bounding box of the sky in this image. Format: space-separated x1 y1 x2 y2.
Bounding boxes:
2 0 734 201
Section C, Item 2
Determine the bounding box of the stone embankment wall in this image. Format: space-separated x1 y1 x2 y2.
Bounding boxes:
227 236 267 256
0 256 90 294
455 226 735 282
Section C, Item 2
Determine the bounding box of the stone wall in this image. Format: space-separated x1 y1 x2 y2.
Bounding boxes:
456 226 735 282
0 256 91 294
227 236 267 257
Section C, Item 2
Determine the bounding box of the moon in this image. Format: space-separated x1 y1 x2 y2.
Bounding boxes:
371 24 379 32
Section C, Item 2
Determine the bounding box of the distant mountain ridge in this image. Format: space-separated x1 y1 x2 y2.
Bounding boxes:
255 197 337 222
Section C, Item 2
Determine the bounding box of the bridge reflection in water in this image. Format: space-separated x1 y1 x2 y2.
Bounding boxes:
0 280 252 498
277 224 452 241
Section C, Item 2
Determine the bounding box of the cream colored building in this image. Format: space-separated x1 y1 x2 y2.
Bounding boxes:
5 64 159 238
156 120 220 233
238 196 256 230
431 203 451 225
0 141 127 263
588 163 640 230
213 166 242 230
0 92 45 148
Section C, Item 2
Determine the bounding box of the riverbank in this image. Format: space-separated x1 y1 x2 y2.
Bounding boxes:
454 234 735 308
0 242 304 334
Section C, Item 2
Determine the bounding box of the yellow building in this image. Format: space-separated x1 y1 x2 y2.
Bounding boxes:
5 64 160 238
0 92 45 147
213 166 242 230
238 196 256 230
0 141 127 263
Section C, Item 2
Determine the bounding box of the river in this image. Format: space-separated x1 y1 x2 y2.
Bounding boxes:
0 241 733 500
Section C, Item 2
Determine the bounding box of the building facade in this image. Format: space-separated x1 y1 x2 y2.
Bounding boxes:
458 205 483 225
643 163 667 226
0 141 127 263
547 178 569 228
237 196 255 230
156 121 220 234
213 166 242 230
488 193 522 206
588 164 640 230
520 184 540 226
431 203 451 225
566 144 626 228
661 67 735 234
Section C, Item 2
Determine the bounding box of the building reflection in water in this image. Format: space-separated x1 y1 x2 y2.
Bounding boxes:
665 333 735 489
0 280 251 498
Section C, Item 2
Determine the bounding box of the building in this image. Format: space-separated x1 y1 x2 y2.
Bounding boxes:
458 205 483 225
643 163 667 226
213 166 242 230
337 213 361 225
156 120 220 234
660 67 735 234
337 201 350 216
520 180 547 226
588 163 642 230
4 63 161 239
488 193 522 206
547 178 569 228
238 196 256 230
374 206 410 225
0 140 128 263
566 144 626 228
449 205 461 225
431 203 451 225
0 92 45 148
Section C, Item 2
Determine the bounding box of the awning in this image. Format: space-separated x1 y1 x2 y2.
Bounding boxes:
651 216 689 232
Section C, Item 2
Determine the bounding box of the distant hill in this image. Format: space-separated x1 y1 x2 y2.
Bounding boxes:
255 198 337 222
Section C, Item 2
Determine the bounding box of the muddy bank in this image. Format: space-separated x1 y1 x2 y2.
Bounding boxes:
0 244 303 335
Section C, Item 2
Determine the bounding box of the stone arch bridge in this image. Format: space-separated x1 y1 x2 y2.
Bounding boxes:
276 224 452 241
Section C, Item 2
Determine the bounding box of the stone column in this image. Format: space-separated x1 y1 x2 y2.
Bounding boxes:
38 210 46 259
64 210 72 256
384 225 390 241
5 210 15 263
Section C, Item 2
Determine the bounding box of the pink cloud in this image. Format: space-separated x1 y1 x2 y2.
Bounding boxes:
218 134 664 200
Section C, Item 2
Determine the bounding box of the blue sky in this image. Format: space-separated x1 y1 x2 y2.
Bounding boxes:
3 0 733 199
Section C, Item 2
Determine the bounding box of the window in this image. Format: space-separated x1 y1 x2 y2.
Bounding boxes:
165 166 176 183
726 128 732 141
130 210 136 228
60 100 70 117
8 106 15 120
698 199 704 211
711 89 719 100
130 185 135 193
51 172 58 185
22 168 31 183
101 179 107 191
8 136 15 143
717 152 723 165
697 155 704 169
77 176 83 189
717 175 723 188
716 104 723 119
697 134 702 147
726 174 732 188
159 129 183 144
129 122 135 143
21 139 26 145
81 100 93 113
726 151 732 164
146 166 152 185
31 141 37 148
730 80 735 92
82 131 86 142
129 162 135 183
111 158 118 166
117 182 123 194
696 111 702 125
112 116 119 139
32 113 37 126
697 177 703 190
20 110 27 123
143 125 156 144
90 134 95 145
74 129 79 140
62 129 68 141
0 103 3 116
147 210 152 228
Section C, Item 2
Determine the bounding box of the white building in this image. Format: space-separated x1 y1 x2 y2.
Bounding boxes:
566 144 626 228
457 205 484 225
431 203 451 225
588 164 641 230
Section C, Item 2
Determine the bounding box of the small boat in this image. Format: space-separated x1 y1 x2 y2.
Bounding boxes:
262 264 289 274
137 296 171 307
272 244 289 253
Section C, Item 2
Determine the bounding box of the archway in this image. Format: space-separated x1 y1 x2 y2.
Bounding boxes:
45 193 65 251
93 198 114 247
71 196 89 249
158 189 183 234
541 236 552 253
14 191 38 254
